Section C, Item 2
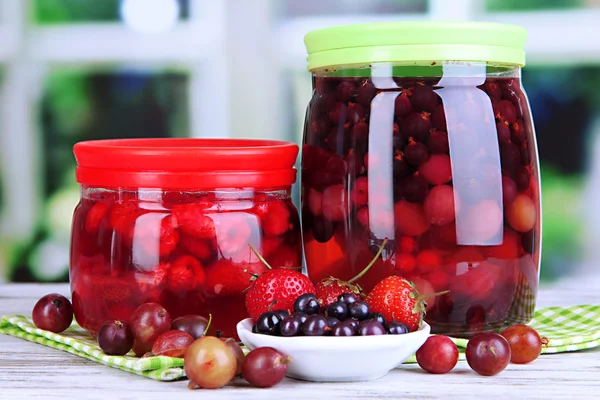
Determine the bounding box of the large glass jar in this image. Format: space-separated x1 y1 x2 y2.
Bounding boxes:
70 139 300 338
301 22 540 336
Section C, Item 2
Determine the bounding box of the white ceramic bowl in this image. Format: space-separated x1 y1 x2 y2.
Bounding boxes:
236 318 430 382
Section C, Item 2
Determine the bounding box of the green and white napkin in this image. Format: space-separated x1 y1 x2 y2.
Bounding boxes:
1 305 599 381
0 315 184 381
404 304 600 363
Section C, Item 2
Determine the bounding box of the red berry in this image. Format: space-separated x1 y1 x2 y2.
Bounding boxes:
85 202 111 233
328 102 347 124
402 112 431 143
167 255 205 293
321 184 349 222
137 214 180 257
394 200 430 237
356 81 376 106
506 194 536 232
466 332 511 376
108 200 141 243
307 189 323 216
336 80 355 102
204 259 267 297
416 335 459 374
245 268 316 320
393 155 410 180
392 253 417 275
410 83 439 112
350 177 369 207
419 154 452 185
32 293 74 333
404 140 430 166
449 262 496 301
351 120 369 141
357 206 369 228
347 102 365 124
500 142 521 175
481 229 521 259
214 213 253 256
402 174 429 203
501 324 543 364
510 119 527 144
398 236 417 254
496 120 511 143
315 279 361 308
135 263 169 302
173 204 216 240
416 249 442 273
394 92 412 117
502 176 519 205
514 166 531 191
497 100 517 124
427 129 449 154
255 200 291 237
423 185 457 226
366 276 426 331
484 81 502 100
423 269 449 291
181 236 216 263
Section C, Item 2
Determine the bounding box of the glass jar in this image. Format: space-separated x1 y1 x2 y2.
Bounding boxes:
301 22 540 336
70 139 300 338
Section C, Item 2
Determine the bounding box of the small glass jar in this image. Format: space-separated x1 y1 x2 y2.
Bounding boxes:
70 138 300 338
301 22 540 336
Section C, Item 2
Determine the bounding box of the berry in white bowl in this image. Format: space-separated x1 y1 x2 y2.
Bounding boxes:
236 318 430 382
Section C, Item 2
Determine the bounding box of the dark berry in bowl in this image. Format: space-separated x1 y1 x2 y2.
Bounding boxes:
348 302 370 321
294 293 320 315
358 320 386 336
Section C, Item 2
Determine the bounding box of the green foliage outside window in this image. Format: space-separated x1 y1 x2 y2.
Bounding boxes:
486 0 584 11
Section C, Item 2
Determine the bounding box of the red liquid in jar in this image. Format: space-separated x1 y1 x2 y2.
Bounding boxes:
302 76 540 336
70 189 301 338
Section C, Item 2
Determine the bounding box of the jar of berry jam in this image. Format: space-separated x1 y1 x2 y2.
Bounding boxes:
70 138 300 337
301 22 540 336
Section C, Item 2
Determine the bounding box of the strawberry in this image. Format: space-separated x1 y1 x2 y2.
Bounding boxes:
245 268 316 320
214 213 253 256
366 276 428 332
181 235 217 263
134 262 169 302
244 246 315 320
85 201 111 233
167 255 205 293
315 239 388 307
173 203 216 239
137 214 180 257
254 199 291 237
204 259 267 296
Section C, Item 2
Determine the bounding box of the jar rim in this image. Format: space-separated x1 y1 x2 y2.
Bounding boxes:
73 138 299 189
304 21 527 71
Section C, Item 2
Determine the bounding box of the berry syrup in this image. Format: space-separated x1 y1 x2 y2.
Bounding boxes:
301 76 540 337
70 189 301 338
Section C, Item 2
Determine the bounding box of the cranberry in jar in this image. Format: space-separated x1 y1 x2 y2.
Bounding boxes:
301 22 541 337
70 139 300 338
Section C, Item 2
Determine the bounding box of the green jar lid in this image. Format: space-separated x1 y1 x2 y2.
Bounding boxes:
304 21 527 71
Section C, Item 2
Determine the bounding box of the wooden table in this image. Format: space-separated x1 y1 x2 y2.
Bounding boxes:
1 280 599 400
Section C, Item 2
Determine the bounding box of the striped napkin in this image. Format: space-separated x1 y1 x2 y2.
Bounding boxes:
1 305 599 381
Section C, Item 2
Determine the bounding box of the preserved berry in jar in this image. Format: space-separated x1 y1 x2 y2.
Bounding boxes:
301 22 540 337
70 139 300 338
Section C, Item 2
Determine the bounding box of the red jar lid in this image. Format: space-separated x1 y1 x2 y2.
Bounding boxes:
74 138 299 189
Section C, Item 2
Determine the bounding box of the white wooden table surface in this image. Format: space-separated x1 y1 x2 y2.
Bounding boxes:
1 280 600 400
